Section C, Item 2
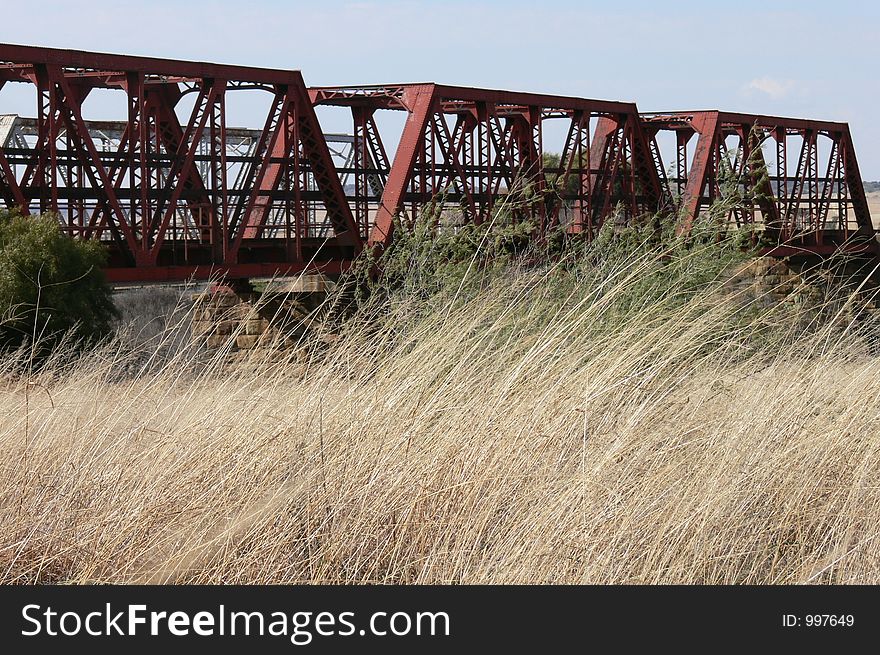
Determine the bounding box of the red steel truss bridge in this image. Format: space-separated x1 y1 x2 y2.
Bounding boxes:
0 44 875 283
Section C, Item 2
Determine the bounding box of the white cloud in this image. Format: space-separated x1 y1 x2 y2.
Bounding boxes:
745 77 796 99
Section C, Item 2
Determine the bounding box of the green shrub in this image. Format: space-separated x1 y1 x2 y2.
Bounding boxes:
0 209 117 352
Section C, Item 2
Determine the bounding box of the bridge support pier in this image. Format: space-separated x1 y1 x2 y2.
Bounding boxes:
192 275 333 353
723 256 880 324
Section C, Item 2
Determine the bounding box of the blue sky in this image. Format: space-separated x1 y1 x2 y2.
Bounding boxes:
1 0 878 176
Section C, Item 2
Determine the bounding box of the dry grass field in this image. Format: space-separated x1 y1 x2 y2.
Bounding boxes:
2 234 880 585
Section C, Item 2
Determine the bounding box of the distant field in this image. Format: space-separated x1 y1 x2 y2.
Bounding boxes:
868 191 880 227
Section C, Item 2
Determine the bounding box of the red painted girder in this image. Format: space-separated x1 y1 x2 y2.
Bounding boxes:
104 260 349 284
0 80 27 210
48 67 143 258
367 84 435 248
309 87 411 110
148 81 224 260
121 82 217 257
841 125 873 236
237 93 298 242
312 83 640 115
314 83 658 249
762 239 878 258
645 109 875 246
292 81 362 248
0 149 26 210
675 111 721 235
643 111 850 134
233 82 361 256
587 116 624 226
0 43 303 85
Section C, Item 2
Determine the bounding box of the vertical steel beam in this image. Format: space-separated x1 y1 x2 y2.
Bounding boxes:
841 125 874 239
369 84 435 248
677 111 720 235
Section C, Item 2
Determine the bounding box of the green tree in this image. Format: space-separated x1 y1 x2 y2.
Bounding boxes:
0 209 117 352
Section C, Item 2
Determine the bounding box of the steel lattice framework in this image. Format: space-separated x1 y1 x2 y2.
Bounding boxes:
310 83 666 248
642 111 877 256
0 113 359 235
0 44 362 282
0 45 876 283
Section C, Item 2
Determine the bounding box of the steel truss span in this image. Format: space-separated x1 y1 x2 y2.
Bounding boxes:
642 111 877 257
309 83 665 248
0 45 875 283
0 43 361 282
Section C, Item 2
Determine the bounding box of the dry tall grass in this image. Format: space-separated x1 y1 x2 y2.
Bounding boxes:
2 240 880 584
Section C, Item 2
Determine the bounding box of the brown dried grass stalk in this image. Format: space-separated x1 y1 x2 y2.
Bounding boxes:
1 251 879 584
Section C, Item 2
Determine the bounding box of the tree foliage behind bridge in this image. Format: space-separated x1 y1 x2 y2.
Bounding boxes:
0 209 117 353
